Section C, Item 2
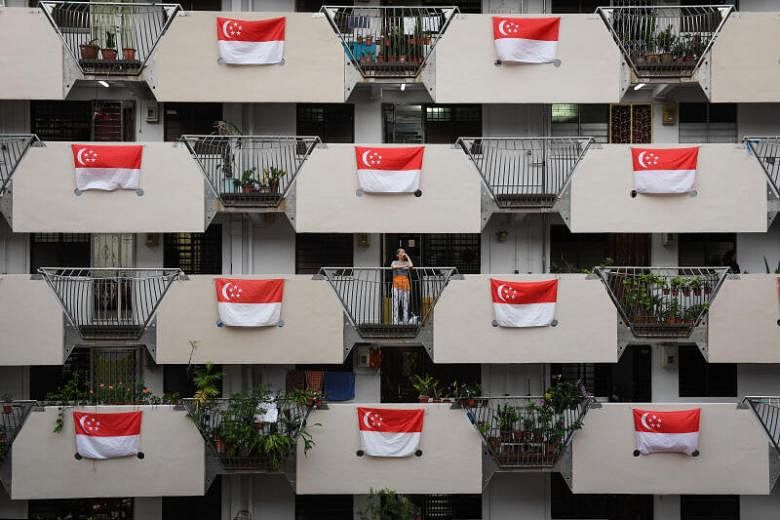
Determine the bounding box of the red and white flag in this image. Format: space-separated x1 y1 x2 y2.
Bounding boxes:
71 144 142 192
357 407 424 457
355 146 424 193
633 408 701 456
491 278 557 328
493 17 560 64
217 16 285 65
632 146 699 194
73 411 142 460
215 278 284 327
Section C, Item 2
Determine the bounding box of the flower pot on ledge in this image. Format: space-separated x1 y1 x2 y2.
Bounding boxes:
101 49 118 61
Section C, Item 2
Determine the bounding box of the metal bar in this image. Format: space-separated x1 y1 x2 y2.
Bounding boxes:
744 137 780 199
742 397 780 457
0 135 41 194
0 401 36 465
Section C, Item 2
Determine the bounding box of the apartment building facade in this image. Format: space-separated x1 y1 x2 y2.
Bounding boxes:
1 0 780 518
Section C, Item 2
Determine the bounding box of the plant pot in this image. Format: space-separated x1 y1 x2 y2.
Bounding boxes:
488 437 501 452
662 288 670 295
101 48 117 61
704 287 712 294
122 48 136 61
693 289 702 296
661 53 674 65
418 395 430 403
79 44 99 60
671 289 679 296
462 398 477 408
399 55 407 63
213 438 224 453
2 404 12 414
242 185 254 194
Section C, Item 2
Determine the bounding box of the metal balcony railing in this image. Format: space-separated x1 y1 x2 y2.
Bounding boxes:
457 137 592 210
180 135 321 209
597 5 733 79
464 395 592 470
39 1 181 76
744 137 780 200
37 268 182 341
0 402 35 466
321 6 458 79
0 135 40 194
318 267 458 338
182 397 313 473
741 397 780 458
593 266 729 339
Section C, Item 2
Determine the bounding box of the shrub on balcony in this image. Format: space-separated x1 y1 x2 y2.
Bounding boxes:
359 488 419 520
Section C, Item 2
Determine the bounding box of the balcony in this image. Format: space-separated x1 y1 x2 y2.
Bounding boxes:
741 397 780 461
433 275 617 364
38 268 182 360
294 144 481 233
707 275 780 363
570 403 775 495
7 405 204 499
597 5 733 97
183 396 313 488
0 401 35 495
434 14 623 104
463 393 593 487
318 267 459 358
180 135 320 215
744 136 780 224
295 403 481 494
149 11 345 103
320 6 456 96
39 1 180 78
0 135 39 223
8 140 207 233
0 8 65 99
155 275 343 365
457 137 591 227
566 144 769 233
594 267 728 358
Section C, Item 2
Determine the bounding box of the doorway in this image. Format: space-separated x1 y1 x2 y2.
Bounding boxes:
382 234 481 274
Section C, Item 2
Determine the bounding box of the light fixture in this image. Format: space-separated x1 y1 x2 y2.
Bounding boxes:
633 83 646 91
400 83 406 92
98 80 110 88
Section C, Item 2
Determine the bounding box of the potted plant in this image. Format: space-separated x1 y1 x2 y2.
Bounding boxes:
457 382 481 408
102 31 118 61
670 276 684 296
233 167 259 193
79 38 100 60
410 374 438 403
494 403 519 443
689 276 704 296
359 488 419 520
262 166 287 194
681 278 692 297
656 25 677 66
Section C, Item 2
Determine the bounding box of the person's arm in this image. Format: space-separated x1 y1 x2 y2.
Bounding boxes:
405 254 414 269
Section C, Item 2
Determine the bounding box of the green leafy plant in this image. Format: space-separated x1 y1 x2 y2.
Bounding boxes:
410 374 439 401
655 25 677 55
233 167 259 192
104 31 117 50
192 363 223 407
262 166 287 192
494 403 519 433
763 256 780 274
359 488 418 520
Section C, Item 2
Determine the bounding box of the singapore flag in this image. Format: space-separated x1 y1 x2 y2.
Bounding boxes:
632 146 699 194
71 144 142 192
217 16 285 65
215 278 284 327
355 146 424 193
633 408 701 456
357 407 424 457
491 278 558 328
493 17 560 64
73 411 142 460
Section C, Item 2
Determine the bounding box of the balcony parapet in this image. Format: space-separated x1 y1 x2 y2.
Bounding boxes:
182 396 315 489
180 135 320 216
593 266 729 359
39 1 181 77
457 136 591 228
597 4 733 96
317 267 460 358
38 267 183 360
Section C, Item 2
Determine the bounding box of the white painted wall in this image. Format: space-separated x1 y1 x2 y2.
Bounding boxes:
481 214 546 274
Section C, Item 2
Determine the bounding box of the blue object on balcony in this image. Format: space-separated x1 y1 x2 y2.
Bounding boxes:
323 371 355 401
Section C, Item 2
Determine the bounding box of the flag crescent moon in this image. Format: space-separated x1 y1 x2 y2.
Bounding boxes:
76 148 88 167
637 151 648 169
496 284 509 303
498 20 508 36
222 20 233 39
640 412 652 430
79 414 88 431
362 411 374 430
221 282 233 301
361 150 372 168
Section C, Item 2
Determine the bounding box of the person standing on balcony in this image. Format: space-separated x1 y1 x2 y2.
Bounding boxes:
391 248 413 325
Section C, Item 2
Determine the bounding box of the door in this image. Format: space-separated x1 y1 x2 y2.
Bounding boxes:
380 347 480 403
609 104 652 144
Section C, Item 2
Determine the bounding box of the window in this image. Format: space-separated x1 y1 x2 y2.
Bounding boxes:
678 233 736 268
163 477 221 520
679 103 737 143
681 495 739 520
383 234 480 274
551 474 653 519
551 104 609 143
609 104 651 144
31 101 135 142
164 103 223 142
30 233 91 274
296 234 354 274
550 227 651 271
678 346 737 397
383 104 482 144
164 225 223 274
297 104 355 143
382 0 480 13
